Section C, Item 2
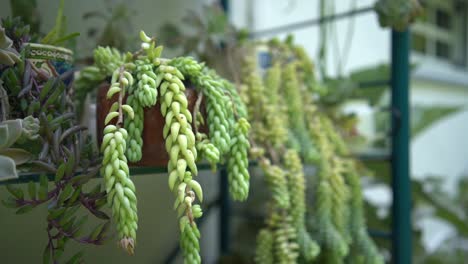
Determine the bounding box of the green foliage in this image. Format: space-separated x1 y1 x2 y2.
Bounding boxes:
80 31 251 261
83 1 136 52
1 18 108 263
374 0 423 31
40 0 80 46
9 0 40 33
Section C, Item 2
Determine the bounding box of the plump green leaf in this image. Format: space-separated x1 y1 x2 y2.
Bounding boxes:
48 207 66 220
28 181 37 199
6 184 23 199
62 205 80 222
69 173 94 185
0 148 34 165
95 197 107 209
89 222 106 240
16 204 34 214
58 183 73 205
42 81 65 110
39 79 55 101
55 163 66 182
0 155 18 181
66 187 81 206
89 209 110 220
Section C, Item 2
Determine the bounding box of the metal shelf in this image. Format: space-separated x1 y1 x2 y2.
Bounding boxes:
1 163 216 186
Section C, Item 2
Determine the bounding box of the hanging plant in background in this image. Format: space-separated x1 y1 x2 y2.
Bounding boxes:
0 17 109 263
238 38 384 263
75 30 251 262
239 45 320 264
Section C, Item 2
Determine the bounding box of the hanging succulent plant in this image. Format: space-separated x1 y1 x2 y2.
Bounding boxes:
75 30 252 262
238 39 384 263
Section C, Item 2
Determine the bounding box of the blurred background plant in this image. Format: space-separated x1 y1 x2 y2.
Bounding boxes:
81 0 136 58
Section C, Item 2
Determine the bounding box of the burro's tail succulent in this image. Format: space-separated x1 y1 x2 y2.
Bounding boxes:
101 67 138 255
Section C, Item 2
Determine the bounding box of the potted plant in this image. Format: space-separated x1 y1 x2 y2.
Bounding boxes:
0 6 115 262
74 31 252 262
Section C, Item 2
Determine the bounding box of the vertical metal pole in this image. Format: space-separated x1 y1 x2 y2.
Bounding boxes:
391 29 412 264
219 167 230 255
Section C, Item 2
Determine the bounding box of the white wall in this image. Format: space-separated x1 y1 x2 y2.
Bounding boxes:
231 0 390 77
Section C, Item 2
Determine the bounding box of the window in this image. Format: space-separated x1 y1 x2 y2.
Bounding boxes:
411 0 467 66
435 9 451 30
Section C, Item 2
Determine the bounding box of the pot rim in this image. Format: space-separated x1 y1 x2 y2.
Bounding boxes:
23 42 73 63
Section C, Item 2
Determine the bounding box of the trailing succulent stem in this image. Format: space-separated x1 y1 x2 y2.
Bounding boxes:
101 66 138 254
77 30 251 262
239 39 382 264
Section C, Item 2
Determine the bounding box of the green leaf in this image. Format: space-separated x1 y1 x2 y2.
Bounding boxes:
0 148 34 165
48 207 67 220
38 174 49 200
58 183 73 205
28 181 37 199
62 205 80 222
66 251 84 264
55 163 66 182
66 187 81 206
50 32 80 46
42 81 65 110
40 28 56 45
60 126 87 144
90 222 107 240
39 79 55 101
0 155 18 181
43 245 51 264
72 215 88 237
65 149 75 177
90 209 109 220
6 184 23 199
2 197 19 208
16 204 34 214
69 173 94 185
62 216 76 232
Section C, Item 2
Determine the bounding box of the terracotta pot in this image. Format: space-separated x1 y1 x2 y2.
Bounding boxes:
96 82 206 167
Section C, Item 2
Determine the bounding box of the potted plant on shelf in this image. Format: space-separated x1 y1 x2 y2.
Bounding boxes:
0 7 115 262
74 30 252 262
